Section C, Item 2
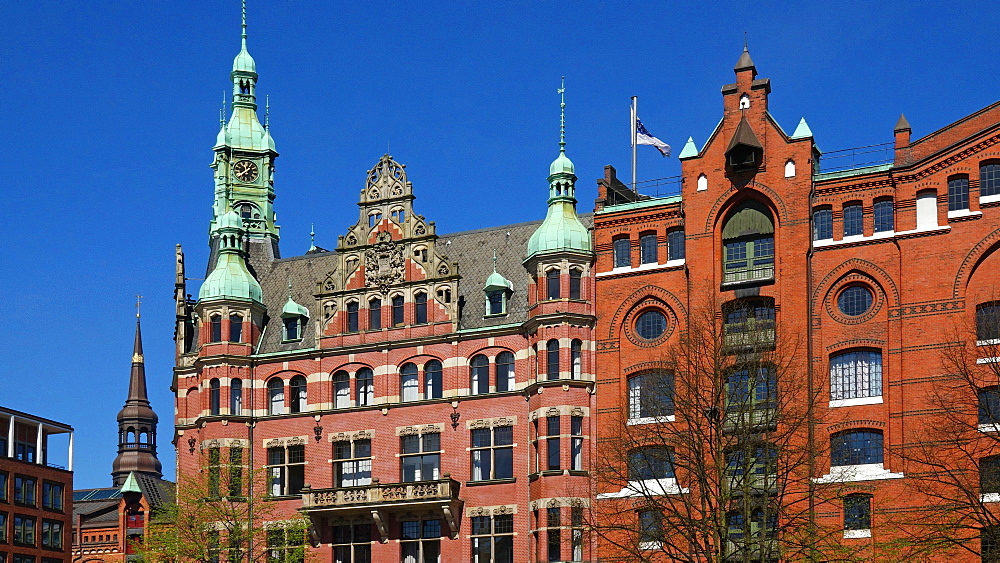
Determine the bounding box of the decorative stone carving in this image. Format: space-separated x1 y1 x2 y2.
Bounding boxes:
570 407 584 417
493 505 514 515
437 262 450 276
346 234 357 246
322 273 336 292
365 231 404 293
415 223 425 235
494 417 515 427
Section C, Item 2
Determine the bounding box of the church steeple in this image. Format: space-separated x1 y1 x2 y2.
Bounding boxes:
112 305 163 486
526 78 591 261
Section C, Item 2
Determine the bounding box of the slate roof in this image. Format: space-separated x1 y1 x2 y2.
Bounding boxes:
246 214 593 354
72 476 174 525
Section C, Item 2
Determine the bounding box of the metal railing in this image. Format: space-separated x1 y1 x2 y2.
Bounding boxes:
629 175 683 199
818 142 894 173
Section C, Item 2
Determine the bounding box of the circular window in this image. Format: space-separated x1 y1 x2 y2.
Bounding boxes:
838 286 873 317
636 310 667 340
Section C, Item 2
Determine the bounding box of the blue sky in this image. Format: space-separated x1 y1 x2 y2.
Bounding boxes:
2 1 996 488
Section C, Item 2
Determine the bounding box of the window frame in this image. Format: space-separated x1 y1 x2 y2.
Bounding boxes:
470 513 514 563
209 378 221 416
628 371 675 422
873 198 894 232
266 444 306 497
414 292 428 324
400 433 441 482
289 375 307 414
267 378 284 416
843 494 872 531
830 429 884 467
210 314 222 343
334 439 372 488
639 232 658 265
667 229 685 261
628 447 675 481
546 340 560 380
613 237 631 268
813 207 833 241
333 371 350 409
470 354 490 395
829 349 883 402
391 295 405 327
230 378 243 415
424 360 443 400
470 425 514 481
982 162 1000 198
401 362 419 402
569 268 582 299
546 269 561 300
368 298 381 330
977 302 1000 343
346 301 359 333
843 202 863 237
948 175 970 211
495 351 515 392
355 368 374 406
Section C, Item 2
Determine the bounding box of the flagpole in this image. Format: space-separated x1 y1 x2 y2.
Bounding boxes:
631 96 638 193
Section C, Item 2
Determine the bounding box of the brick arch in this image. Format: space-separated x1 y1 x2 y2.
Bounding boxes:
465 346 518 363
703 181 789 235
953 226 1000 298
825 338 887 353
827 420 887 433
606 285 687 340
813 258 900 307
327 363 372 376
396 353 446 368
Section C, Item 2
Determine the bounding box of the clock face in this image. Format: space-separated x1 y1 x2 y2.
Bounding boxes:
233 160 259 182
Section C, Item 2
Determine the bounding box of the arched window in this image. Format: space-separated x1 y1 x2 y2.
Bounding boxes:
722 201 774 284
546 269 561 300
739 94 750 109
569 269 582 300
229 314 243 343
392 295 405 327
290 375 307 413
210 314 222 343
978 302 1000 343
697 174 708 192
390 208 406 224
874 198 894 232
401 363 419 402
369 298 382 330
346 301 359 333
495 351 515 392
425 360 443 399
982 162 1000 198
843 202 863 237
831 429 883 466
546 340 560 380
812 206 833 241
356 368 374 406
368 211 382 228
639 232 658 264
470 354 490 394
948 175 970 211
628 371 674 421
230 379 243 416
628 447 675 480
784 160 796 178
267 379 284 416
613 237 631 268
333 371 350 408
415 293 428 324
830 350 882 401
571 340 582 380
209 379 221 415
667 229 685 261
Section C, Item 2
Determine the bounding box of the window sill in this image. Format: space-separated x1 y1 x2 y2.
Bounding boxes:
596 478 687 499
280 338 304 344
979 423 1000 433
981 194 1000 205
829 396 883 408
720 276 774 289
483 313 509 319
982 492 1000 503
813 463 903 484
597 259 685 278
978 339 1000 346
627 416 676 425
540 469 565 476
977 357 1000 365
466 477 516 487
639 541 663 550
948 209 981 220
568 469 589 477
844 529 871 539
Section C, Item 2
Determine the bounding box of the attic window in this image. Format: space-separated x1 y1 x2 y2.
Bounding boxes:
486 291 507 316
739 94 750 109
283 317 302 342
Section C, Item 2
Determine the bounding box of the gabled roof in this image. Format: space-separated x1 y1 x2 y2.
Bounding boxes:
726 117 763 153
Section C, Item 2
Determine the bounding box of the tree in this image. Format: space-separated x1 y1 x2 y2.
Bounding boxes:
890 302 1000 560
590 297 854 562
137 446 311 563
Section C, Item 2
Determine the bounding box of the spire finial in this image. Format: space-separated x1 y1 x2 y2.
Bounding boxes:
744 32 748 50
241 0 248 50
557 76 566 152
287 276 293 299
220 90 226 128
135 294 142 319
492 249 498 272
309 223 317 251
265 94 270 128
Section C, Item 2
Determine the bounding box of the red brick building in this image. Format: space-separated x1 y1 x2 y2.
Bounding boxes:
172 21 596 563
592 48 1000 561
0 408 73 563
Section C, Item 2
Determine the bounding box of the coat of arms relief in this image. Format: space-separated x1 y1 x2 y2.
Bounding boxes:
365 231 405 293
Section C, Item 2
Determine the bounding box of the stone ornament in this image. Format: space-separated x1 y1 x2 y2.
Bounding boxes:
365 231 404 293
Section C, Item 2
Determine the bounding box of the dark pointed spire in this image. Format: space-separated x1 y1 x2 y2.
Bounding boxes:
734 46 756 72
894 113 911 132
112 303 162 485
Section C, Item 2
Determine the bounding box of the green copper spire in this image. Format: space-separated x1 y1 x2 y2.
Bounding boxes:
791 117 813 139
281 279 310 319
199 208 263 303
484 250 513 291
527 78 592 260
678 136 699 159
120 472 142 494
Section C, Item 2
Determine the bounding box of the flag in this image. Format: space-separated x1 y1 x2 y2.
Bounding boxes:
636 118 671 157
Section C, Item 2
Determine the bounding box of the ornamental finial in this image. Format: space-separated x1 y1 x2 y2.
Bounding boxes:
492 249 498 272
309 223 317 251
135 294 142 319
265 94 270 128
220 90 226 128
241 0 248 50
557 76 566 152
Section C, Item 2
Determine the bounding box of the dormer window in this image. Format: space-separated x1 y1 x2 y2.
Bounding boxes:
739 94 750 109
281 296 310 342
283 317 301 341
725 118 763 172
487 291 506 316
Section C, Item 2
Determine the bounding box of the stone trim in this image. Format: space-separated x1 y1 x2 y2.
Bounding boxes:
262 435 309 448
466 416 517 430
328 429 375 442
396 423 444 436
528 406 589 421
200 438 249 450
528 497 589 511
466 504 517 517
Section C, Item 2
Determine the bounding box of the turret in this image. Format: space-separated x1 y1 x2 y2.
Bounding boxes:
112 311 163 485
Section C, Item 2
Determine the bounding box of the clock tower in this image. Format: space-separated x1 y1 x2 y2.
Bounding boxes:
209 1 280 259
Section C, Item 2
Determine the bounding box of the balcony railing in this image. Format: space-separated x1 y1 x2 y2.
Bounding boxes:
301 477 460 512
723 408 777 433
723 327 775 351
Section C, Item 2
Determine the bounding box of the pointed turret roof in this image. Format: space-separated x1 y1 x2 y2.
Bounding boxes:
734 46 756 72
894 113 911 132
791 117 813 139
112 312 163 485
117 317 155 423
678 136 699 159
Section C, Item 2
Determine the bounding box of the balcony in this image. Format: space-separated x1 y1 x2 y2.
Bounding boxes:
300 476 463 542
723 408 777 433
725 472 778 496
723 327 775 352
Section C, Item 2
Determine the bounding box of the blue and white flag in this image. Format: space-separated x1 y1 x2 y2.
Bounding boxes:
636 118 671 157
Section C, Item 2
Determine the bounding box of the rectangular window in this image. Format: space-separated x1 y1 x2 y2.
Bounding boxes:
916 190 938 228
0 512 6 543
978 302 1000 342
843 203 863 237
210 315 222 342
546 270 560 300
392 296 405 326
830 350 882 401
723 299 776 350
267 445 305 496
41 482 62 512
471 426 514 481
415 293 428 325
346 302 359 332
667 229 685 261
569 269 581 300
229 314 243 343
0 472 6 502
571 507 584 561
229 447 244 497
949 176 970 211
41 521 62 550
725 365 777 412
546 417 561 471
13 556 35 563
14 476 35 506
639 233 657 264
813 207 833 240
471 514 514 563
400 519 440 563
613 237 631 268
401 433 441 482
208 447 221 497
629 447 675 481
13 515 35 546
331 523 371 563
266 526 305 563
282 317 299 341
628 372 675 420
335 439 372 487
571 416 583 471
831 430 883 466
723 237 774 284
368 300 381 330
983 163 1000 198
638 510 663 544
547 508 561 562
984 526 1000 562
844 495 872 530
873 199 894 232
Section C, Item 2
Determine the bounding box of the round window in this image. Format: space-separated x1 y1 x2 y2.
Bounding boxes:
636 310 667 340
838 286 873 317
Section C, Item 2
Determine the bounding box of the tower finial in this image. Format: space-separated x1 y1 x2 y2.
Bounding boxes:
241 0 248 50
492 249 498 272
220 90 226 128
309 223 317 251
265 94 270 128
287 276 293 299
136 294 142 319
744 32 748 50
557 76 566 152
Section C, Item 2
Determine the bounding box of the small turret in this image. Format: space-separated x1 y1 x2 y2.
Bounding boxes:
199 209 263 303
112 309 163 485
